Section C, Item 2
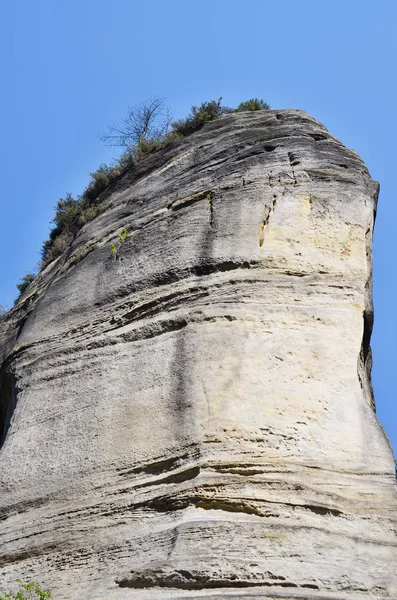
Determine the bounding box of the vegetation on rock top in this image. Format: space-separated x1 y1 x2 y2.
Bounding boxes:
11 96 270 306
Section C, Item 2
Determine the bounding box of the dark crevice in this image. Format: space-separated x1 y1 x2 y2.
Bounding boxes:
113 290 193 328
234 146 274 163
207 192 214 227
134 492 343 519
259 198 277 247
287 151 300 167
16 316 28 339
105 259 260 328
283 271 308 277
117 571 300 590
119 454 189 477
301 504 342 517
0 544 60 567
361 309 373 368
145 260 259 291
0 370 18 449
310 133 328 141
135 467 201 489
191 259 256 277
170 190 212 212
138 495 263 516
359 307 375 410
304 169 356 185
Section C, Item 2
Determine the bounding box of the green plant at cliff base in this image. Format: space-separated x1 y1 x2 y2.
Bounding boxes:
0 580 51 600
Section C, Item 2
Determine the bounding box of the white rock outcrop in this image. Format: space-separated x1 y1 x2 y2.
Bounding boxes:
0 110 396 599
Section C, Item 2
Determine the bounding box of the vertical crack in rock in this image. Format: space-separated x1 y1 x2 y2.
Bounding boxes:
0 368 17 448
207 191 214 227
259 195 277 247
357 191 378 411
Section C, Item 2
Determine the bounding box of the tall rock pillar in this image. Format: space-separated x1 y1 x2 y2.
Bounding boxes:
0 110 396 598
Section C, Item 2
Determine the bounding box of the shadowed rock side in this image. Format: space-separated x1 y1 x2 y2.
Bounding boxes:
0 110 396 599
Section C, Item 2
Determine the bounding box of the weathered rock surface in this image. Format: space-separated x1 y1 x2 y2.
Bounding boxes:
0 110 396 599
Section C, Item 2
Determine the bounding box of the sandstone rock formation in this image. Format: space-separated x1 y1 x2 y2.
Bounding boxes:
0 110 396 599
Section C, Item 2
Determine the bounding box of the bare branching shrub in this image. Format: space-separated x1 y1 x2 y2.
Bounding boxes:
100 96 172 149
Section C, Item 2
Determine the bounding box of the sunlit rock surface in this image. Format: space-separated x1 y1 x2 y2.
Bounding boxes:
0 110 396 599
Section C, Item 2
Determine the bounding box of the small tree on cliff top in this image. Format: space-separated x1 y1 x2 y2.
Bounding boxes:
100 96 172 149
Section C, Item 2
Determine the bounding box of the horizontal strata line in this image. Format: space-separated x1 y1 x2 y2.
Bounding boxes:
111 260 359 299
3 513 395 566
116 577 313 590
2 457 392 518
2 493 395 558
118 457 392 480
3 290 359 372
101 305 358 344
118 464 348 501
5 268 361 364
139 493 344 518
104 298 358 336
116 592 386 600
103 285 359 334
116 571 378 594
17 301 360 381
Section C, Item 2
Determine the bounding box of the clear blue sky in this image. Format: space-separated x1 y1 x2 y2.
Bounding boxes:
1 0 396 457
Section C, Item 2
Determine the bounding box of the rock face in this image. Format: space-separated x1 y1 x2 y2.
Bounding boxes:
0 110 396 599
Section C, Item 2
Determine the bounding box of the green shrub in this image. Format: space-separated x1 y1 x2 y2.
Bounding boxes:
0 580 51 600
0 304 8 317
117 150 135 171
134 137 163 160
41 232 74 268
41 166 120 265
171 98 231 136
16 273 36 296
236 98 270 112
79 203 107 225
83 164 118 204
53 193 81 232
40 239 53 260
162 130 183 147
